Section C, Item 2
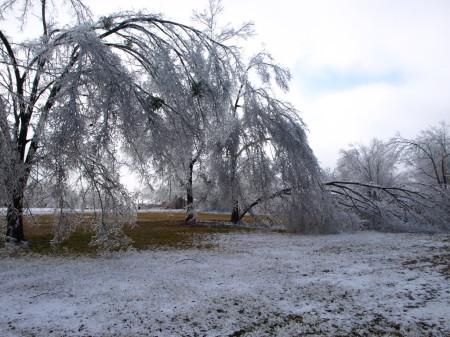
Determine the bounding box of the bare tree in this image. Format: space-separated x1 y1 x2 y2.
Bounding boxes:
336 139 400 187
123 25 234 222
392 121 449 187
125 0 253 222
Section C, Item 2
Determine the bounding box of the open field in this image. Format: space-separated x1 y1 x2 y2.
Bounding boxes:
0 231 449 336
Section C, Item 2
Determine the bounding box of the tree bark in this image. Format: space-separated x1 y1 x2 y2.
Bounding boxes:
229 151 240 224
185 160 195 222
5 183 26 244
231 200 239 224
441 152 448 187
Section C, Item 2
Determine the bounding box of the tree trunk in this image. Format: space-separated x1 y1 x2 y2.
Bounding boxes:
185 160 195 222
442 152 448 187
229 153 240 224
231 200 239 224
5 193 26 244
4 143 33 243
4 152 32 244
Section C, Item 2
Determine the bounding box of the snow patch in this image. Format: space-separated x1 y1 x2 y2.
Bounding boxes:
0 232 449 336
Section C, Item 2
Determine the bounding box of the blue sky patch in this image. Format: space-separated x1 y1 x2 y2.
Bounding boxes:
293 65 404 95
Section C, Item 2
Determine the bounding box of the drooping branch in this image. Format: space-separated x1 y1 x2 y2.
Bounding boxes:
324 180 449 232
238 187 291 221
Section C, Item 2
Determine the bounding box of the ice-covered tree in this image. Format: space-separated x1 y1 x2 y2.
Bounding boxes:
0 0 226 246
326 131 449 233
335 139 400 187
392 121 449 187
125 0 251 222
123 30 234 222
184 1 338 232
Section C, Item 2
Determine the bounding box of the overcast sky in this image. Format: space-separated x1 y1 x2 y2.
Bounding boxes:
92 0 450 168
5 0 450 169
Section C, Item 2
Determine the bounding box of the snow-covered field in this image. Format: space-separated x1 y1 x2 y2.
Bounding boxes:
1 231 449 336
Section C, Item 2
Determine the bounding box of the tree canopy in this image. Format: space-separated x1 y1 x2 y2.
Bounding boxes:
1 0 338 248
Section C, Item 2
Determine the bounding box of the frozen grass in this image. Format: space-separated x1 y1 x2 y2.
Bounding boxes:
0 231 449 336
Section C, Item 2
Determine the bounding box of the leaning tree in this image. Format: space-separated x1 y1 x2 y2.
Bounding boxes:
179 0 340 233
200 49 334 231
211 60 336 232
0 0 227 246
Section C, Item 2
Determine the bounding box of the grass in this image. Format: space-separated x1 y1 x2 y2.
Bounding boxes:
1 211 258 255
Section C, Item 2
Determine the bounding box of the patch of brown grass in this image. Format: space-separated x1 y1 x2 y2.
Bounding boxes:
2 211 257 255
403 239 450 280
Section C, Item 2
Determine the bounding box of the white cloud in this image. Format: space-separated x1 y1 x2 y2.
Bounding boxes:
253 0 450 168
295 74 450 168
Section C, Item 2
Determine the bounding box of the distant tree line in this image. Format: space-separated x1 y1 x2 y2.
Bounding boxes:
326 121 449 233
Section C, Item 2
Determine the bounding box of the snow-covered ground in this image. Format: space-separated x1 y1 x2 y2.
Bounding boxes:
1 231 449 336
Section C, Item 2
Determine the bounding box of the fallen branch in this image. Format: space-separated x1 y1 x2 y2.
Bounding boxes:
324 180 450 231
176 258 200 263
30 291 73 299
